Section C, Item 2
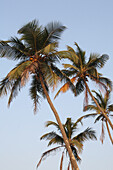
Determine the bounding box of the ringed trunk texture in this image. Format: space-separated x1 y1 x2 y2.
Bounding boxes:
39 74 79 170
84 81 113 130
106 120 113 144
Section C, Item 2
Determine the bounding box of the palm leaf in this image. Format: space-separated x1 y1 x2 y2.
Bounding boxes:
54 76 77 99
108 104 113 112
87 54 109 68
73 128 97 143
8 78 21 106
37 146 63 168
45 21 66 43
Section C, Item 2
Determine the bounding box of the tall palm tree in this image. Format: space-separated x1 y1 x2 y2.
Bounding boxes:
0 20 78 169
78 90 113 144
55 43 113 129
37 118 97 170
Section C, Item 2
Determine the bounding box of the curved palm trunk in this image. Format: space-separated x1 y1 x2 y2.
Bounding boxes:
84 81 113 130
39 74 79 170
106 120 113 144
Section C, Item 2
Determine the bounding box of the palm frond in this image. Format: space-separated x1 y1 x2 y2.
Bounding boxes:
57 50 79 64
45 121 60 131
108 104 113 112
73 128 97 143
87 54 109 68
74 42 86 66
8 78 21 106
48 135 64 146
45 21 66 43
63 64 79 72
0 40 27 60
84 104 99 112
7 61 32 80
98 76 112 91
0 77 12 97
51 64 76 98
38 42 58 55
94 115 104 123
75 78 85 96
40 131 64 146
76 113 97 125
37 146 63 168
71 140 83 153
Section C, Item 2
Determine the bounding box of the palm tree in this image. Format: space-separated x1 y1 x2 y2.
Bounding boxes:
0 20 78 169
78 90 113 144
37 118 97 169
55 43 113 129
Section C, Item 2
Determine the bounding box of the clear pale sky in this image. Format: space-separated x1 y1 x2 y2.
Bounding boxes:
0 0 113 170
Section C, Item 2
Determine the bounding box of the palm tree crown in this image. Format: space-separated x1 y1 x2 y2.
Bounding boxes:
37 118 97 169
55 42 112 98
55 43 113 129
0 19 66 112
79 90 113 144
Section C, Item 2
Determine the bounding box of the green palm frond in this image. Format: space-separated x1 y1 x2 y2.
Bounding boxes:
74 42 86 66
108 104 113 112
45 21 66 43
73 128 97 143
41 64 60 90
29 76 41 113
98 76 112 91
57 51 79 64
45 121 60 131
63 64 79 72
7 60 32 80
84 104 99 112
40 132 58 140
87 54 109 68
40 131 63 146
75 78 85 96
8 78 21 106
38 42 58 55
76 113 97 125
71 140 83 153
92 90 104 104
0 77 12 97
47 135 64 146
51 64 76 97
94 115 104 123
0 40 26 60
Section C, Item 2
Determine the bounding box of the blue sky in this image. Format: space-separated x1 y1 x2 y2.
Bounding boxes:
0 0 113 170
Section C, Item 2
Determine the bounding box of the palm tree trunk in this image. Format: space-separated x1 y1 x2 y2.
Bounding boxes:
39 74 79 170
84 81 113 130
106 120 113 144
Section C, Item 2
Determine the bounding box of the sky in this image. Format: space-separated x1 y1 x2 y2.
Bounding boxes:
0 0 113 170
